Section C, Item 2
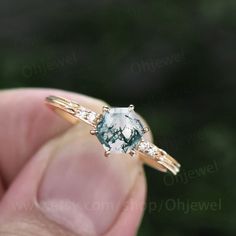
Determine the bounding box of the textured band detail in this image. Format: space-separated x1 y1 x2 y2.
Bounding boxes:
137 140 180 175
46 96 101 127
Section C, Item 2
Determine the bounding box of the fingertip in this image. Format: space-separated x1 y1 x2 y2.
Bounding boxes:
104 172 147 236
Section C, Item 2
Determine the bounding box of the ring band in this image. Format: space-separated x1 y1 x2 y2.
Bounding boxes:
45 96 181 175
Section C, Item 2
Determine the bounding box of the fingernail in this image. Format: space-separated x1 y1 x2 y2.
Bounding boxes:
38 125 143 236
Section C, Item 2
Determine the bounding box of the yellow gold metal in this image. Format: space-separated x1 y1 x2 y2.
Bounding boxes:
90 130 98 135
102 106 110 113
105 151 111 157
143 127 150 133
45 96 79 124
45 95 181 175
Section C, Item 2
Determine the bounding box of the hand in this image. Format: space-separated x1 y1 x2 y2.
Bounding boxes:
0 89 151 236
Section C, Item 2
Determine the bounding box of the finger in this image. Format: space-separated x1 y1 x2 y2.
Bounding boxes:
0 88 106 187
0 120 150 236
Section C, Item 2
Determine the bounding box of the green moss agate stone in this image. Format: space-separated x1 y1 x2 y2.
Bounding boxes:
96 108 145 153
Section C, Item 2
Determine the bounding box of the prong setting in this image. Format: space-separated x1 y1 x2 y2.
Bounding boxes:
105 150 111 157
97 106 144 154
129 149 136 157
103 106 110 113
143 127 150 133
96 114 103 123
128 104 135 111
90 129 98 135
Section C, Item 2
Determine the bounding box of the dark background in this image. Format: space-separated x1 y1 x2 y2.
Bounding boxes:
1 0 235 235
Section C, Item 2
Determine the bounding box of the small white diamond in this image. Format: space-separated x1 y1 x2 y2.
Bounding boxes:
138 141 149 152
77 108 87 119
87 112 97 123
148 146 158 157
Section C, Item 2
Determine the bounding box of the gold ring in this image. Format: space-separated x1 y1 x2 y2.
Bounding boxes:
45 95 181 175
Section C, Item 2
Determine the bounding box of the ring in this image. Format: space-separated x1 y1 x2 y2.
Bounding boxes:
45 95 181 175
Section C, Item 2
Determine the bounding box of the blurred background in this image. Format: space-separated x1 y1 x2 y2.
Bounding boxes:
0 0 235 235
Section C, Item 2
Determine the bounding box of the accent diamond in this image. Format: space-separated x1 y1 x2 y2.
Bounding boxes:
75 106 98 126
77 108 87 118
137 141 159 159
87 112 97 123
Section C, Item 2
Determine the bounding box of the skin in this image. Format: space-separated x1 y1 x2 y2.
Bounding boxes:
0 88 151 236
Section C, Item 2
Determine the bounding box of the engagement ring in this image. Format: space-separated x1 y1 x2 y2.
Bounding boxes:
45 96 181 175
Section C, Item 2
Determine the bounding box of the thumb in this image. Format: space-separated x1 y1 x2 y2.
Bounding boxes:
0 122 148 236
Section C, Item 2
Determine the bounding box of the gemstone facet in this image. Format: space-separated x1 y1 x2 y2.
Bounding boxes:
96 107 145 153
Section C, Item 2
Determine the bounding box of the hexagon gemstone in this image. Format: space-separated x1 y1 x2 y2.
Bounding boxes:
96 107 145 153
